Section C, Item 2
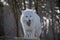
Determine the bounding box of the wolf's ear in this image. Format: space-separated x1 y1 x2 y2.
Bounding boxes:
33 10 37 13
34 10 36 12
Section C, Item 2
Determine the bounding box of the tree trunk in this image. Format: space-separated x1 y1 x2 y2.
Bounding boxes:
0 2 4 36
23 0 26 10
12 0 24 37
28 0 32 9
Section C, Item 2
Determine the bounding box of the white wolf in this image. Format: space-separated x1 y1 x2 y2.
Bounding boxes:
20 9 41 39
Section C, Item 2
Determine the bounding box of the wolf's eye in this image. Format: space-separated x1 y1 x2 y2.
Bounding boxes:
26 16 28 17
30 16 31 17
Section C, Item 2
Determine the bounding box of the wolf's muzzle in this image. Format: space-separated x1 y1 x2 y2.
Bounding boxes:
27 20 31 26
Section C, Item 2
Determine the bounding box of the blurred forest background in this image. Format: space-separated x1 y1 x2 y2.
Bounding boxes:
0 0 60 40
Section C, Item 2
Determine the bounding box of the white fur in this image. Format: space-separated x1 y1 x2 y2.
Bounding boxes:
20 9 41 39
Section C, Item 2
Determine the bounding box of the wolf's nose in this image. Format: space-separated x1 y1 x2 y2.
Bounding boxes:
29 20 31 22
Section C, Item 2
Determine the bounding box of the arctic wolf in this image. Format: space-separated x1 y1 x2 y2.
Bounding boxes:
20 9 41 39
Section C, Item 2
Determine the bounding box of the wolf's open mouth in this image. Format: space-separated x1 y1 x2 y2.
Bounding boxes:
27 21 31 26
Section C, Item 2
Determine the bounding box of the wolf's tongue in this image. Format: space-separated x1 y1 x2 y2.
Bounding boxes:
27 21 31 26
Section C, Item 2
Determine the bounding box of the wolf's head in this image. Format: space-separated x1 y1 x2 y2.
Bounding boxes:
21 9 36 26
